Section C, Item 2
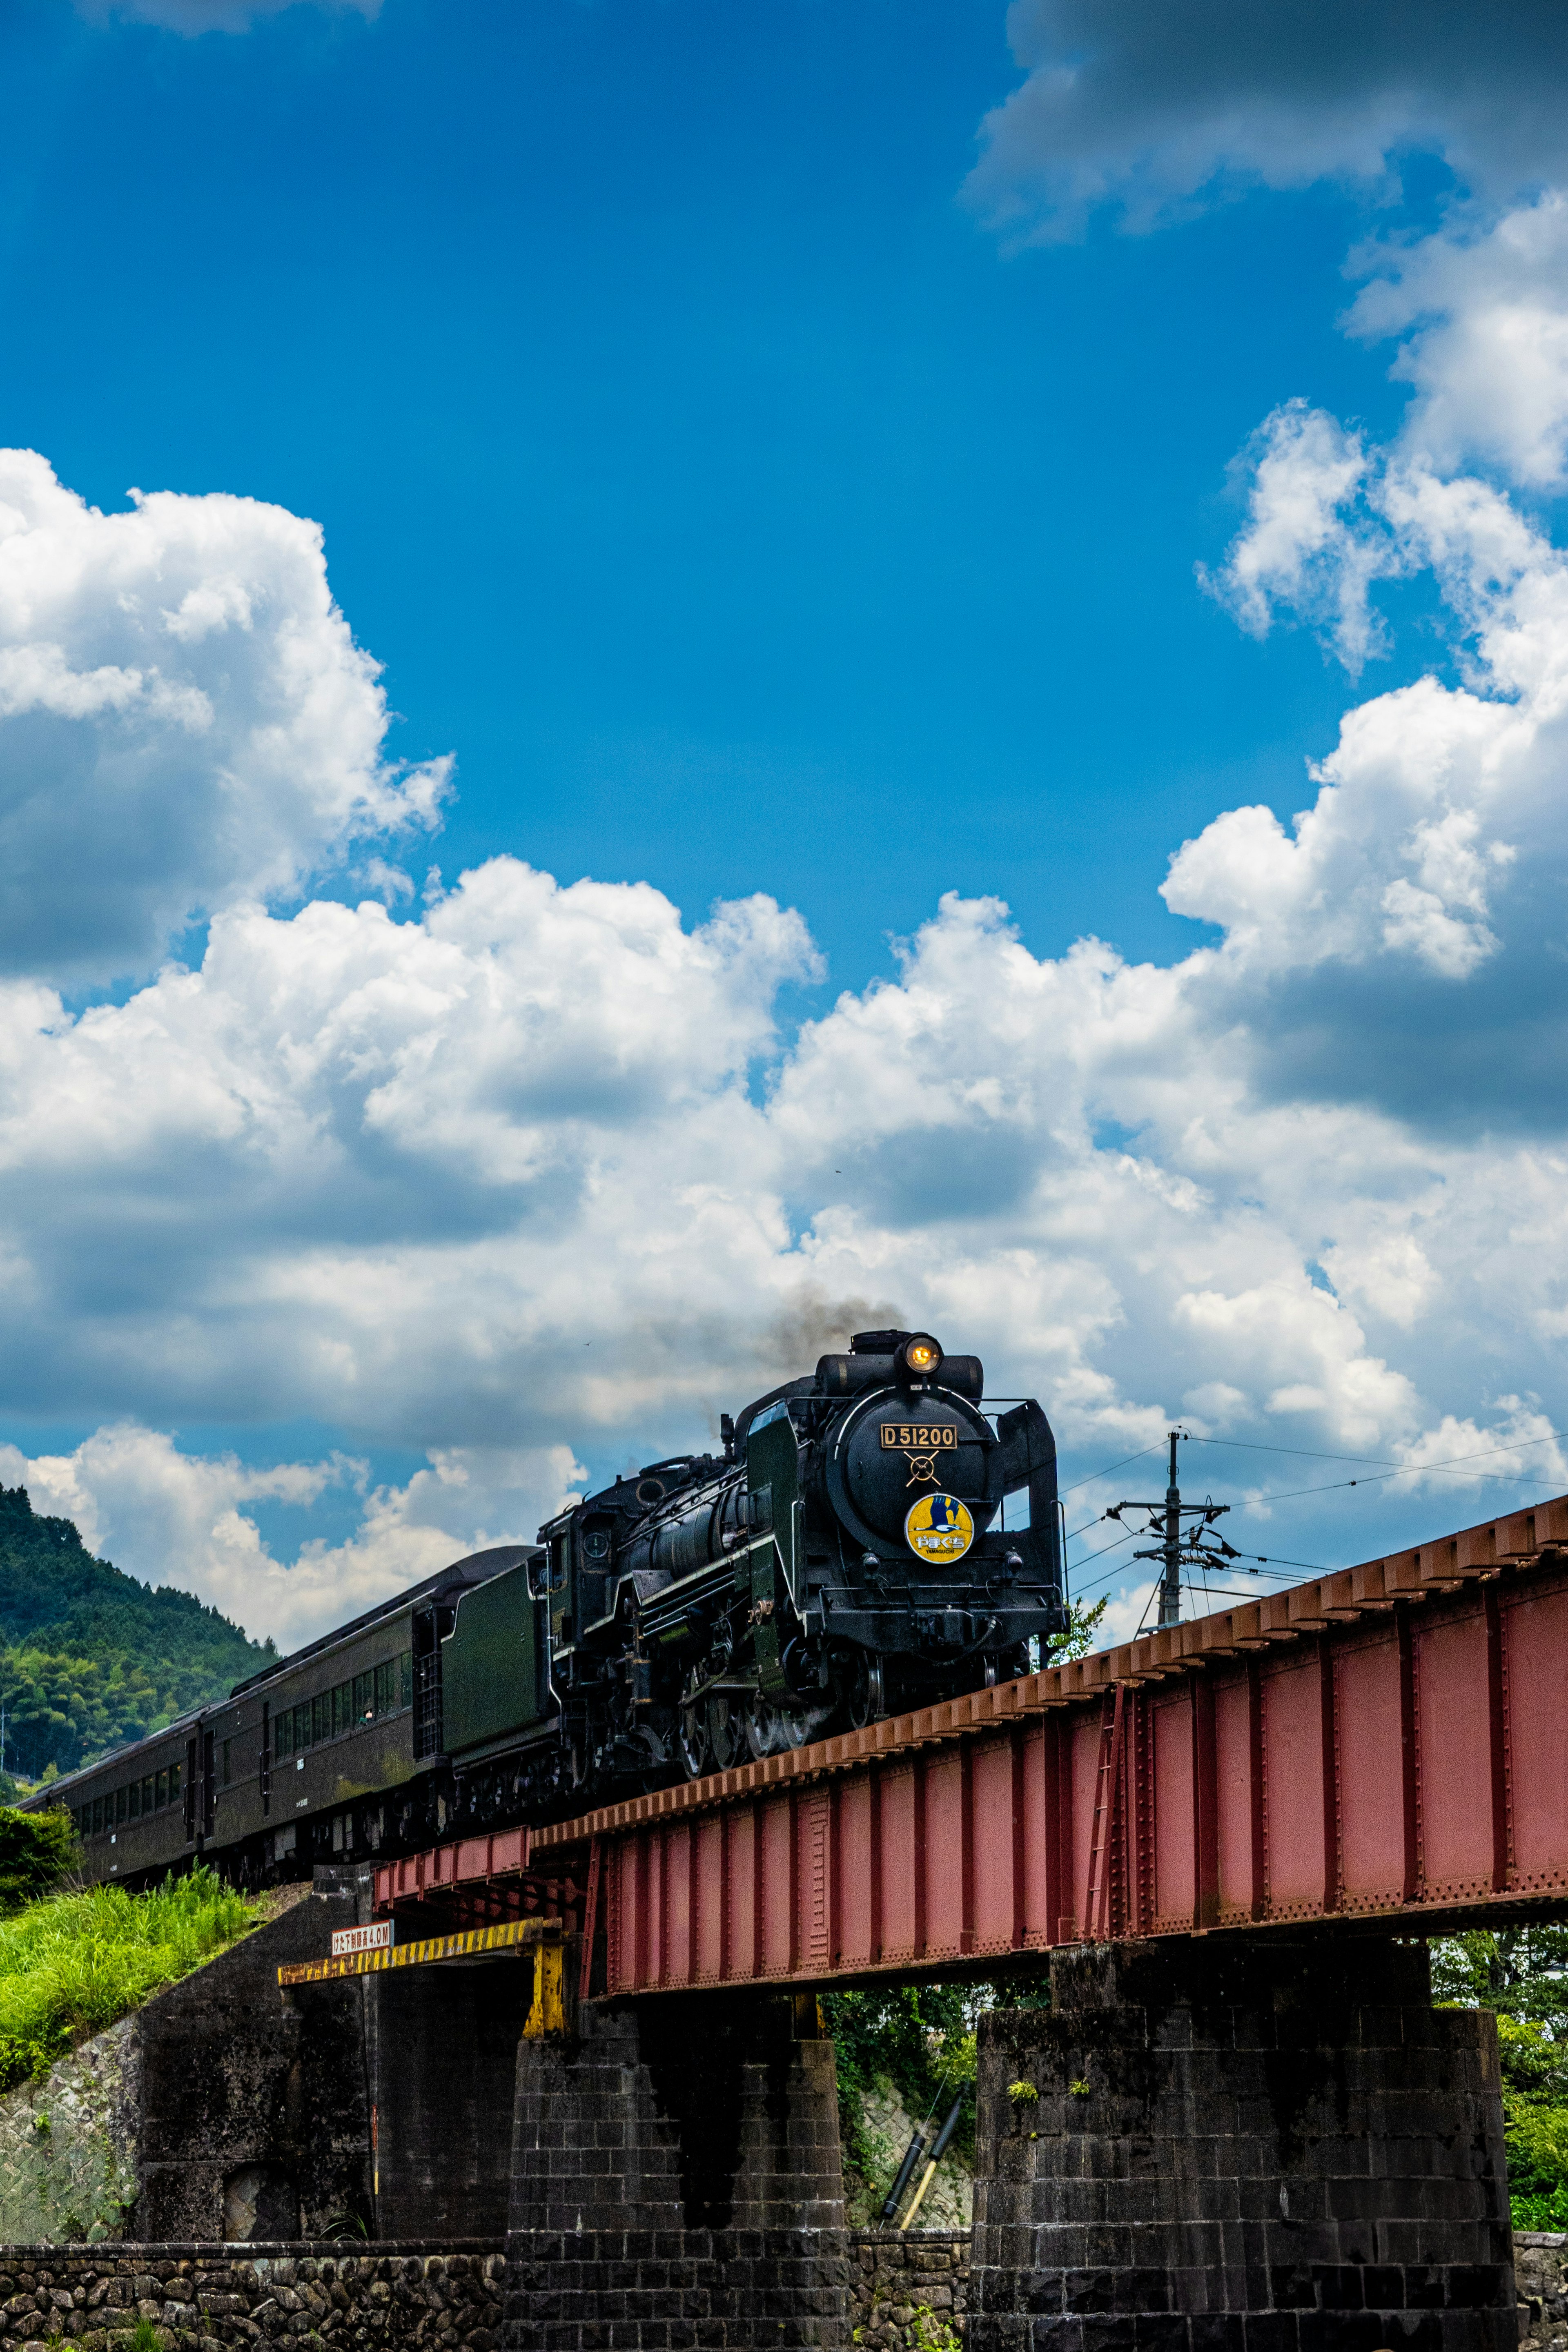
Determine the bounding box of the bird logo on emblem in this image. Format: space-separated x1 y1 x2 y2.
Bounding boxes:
904 1491 975 1563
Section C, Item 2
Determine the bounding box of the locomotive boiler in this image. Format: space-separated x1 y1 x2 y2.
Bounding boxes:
41 1328 1067 1890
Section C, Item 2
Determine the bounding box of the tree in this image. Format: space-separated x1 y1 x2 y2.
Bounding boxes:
1433 1927 1568 2225
0 1807 77 1909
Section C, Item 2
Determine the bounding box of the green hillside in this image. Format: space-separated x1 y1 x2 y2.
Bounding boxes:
0 1486 276 1785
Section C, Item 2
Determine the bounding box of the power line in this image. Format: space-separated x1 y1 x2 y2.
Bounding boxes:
1182 1579 1304 1604
1239 1463 1566 1507
1190 1427 1566 1474
1188 1436 1414 1467
1059 1441 1164 1498
1073 1527 1138 1571
1231 1551 1331 1573
1062 1501 1316 1585
1056 1421 1567 1626
1063 1426 1566 1524
1065 1530 1142 1588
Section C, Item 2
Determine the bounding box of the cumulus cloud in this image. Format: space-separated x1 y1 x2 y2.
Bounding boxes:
1392 1401 1568 1494
5 413 1568 1647
967 0 1568 243
0 822 1559 1646
0 453 447 985
1196 401 1400 672
1348 194 1568 488
9 16 1568 1652
1185 406 1564 985
0 1425 581 1652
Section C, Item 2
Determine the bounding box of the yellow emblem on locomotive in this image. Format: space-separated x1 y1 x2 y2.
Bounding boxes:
904 1491 974 1564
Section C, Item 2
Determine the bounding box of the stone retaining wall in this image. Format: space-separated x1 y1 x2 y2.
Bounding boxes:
0 1882 371 2247
0 2246 503 2352
1518 2233 1568 2349
0 2232 966 2352
851 2232 969 2347
0 2027 140 2247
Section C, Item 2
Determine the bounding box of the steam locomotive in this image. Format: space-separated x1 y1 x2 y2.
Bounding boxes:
36 1330 1066 1889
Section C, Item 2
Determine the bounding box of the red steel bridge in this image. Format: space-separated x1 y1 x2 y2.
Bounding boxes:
373 1495 1568 1995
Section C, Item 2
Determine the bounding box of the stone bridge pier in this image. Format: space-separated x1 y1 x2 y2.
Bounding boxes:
502 1987 851 2351
967 1936 1515 2352
495 1933 1516 2352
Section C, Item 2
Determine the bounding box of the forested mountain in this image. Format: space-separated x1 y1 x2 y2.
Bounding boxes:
0 1485 276 1784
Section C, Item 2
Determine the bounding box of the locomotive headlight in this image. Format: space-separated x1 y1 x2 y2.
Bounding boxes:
898 1333 944 1385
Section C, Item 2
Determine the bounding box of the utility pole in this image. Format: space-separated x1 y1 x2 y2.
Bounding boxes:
1160 1429 1182 1629
1108 1431 1236 1631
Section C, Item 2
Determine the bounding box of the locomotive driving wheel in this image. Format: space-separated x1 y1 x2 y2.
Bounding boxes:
744 1689 785 1759
677 1696 711 1780
845 1650 885 1731
707 1692 743 1771
744 1690 825 1757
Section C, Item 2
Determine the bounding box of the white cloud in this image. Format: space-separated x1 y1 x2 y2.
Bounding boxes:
1348 194 1568 488
1196 400 1397 671
1180 398 1568 993
0 1425 581 1653
2 414 1568 1649
1098 1578 1158 1646
0 452 448 985
1391 1401 1567 1494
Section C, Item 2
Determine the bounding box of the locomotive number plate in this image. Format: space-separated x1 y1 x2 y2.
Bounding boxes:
881 1423 958 1450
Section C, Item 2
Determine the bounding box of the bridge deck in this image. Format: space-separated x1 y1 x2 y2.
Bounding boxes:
379 1498 1568 1992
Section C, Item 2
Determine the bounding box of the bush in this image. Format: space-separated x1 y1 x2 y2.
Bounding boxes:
1512 2182 1568 2232
0 1808 77 1911
1503 2094 1568 2203
1432 1927 1568 2228
0 1865 255 2088
823 1968 1052 2212
1495 2014 1568 2104
823 1982 980 2185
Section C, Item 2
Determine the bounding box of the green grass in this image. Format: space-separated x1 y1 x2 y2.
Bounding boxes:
0 1865 256 2089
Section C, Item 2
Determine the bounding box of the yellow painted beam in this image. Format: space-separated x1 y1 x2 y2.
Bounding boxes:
278 1914 562 1987
523 1939 568 2037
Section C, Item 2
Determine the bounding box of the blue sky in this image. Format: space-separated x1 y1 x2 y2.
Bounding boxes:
1 0 1407 983
2 0 1568 1646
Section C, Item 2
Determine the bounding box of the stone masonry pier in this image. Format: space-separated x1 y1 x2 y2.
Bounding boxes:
503 1991 850 2350
969 1938 1516 2352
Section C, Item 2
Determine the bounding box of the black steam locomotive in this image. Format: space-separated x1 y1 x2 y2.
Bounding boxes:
37 1330 1066 1890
